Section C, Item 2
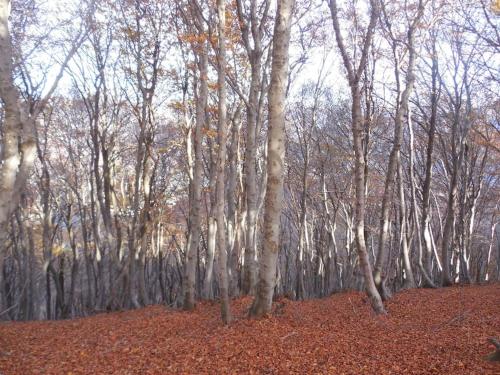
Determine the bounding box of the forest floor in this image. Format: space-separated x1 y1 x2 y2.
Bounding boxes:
0 284 499 374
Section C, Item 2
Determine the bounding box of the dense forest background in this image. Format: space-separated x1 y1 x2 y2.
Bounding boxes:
0 0 498 322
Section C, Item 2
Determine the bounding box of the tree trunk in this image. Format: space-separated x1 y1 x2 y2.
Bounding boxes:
227 112 241 296
236 0 269 295
215 0 231 324
374 1 424 299
183 34 208 310
329 0 385 314
420 40 439 287
203 216 216 299
397 152 415 289
242 63 260 296
250 0 294 318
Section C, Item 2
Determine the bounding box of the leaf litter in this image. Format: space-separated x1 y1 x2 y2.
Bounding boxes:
0 284 498 374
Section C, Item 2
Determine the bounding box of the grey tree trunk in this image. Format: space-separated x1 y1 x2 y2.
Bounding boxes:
235 0 270 295
420 36 440 287
227 112 242 296
183 13 208 309
241 61 260 296
0 0 83 242
203 133 218 299
215 0 231 324
374 0 424 299
296 144 308 300
441 134 462 287
203 216 216 299
396 151 415 289
250 0 294 318
0 0 36 247
328 0 385 314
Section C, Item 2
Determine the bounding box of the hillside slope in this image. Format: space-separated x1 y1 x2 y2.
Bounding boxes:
1 284 499 374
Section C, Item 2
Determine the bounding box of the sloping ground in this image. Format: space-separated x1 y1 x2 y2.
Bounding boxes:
0 284 499 374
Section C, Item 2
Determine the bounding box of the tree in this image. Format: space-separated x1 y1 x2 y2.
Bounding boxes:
328 0 386 314
418 28 440 288
250 0 295 318
0 0 84 242
0 0 86 314
235 0 272 295
215 0 231 324
181 0 209 310
373 0 425 299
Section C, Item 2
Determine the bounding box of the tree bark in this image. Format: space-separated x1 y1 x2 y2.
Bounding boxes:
397 151 416 289
250 0 295 317
420 38 440 287
183 10 208 309
235 0 270 295
215 0 231 324
329 0 385 314
374 0 424 299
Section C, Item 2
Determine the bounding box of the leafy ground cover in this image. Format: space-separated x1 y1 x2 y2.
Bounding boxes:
1 284 499 374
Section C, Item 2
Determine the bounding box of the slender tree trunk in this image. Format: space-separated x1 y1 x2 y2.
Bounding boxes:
203 136 218 299
407 106 436 288
250 0 294 317
183 38 208 310
485 215 498 282
441 111 465 287
374 1 424 299
236 0 269 295
296 145 308 300
242 63 260 295
420 41 439 287
397 152 415 289
227 112 241 296
441 162 459 287
352 89 385 314
329 0 385 314
215 0 231 324
203 216 216 299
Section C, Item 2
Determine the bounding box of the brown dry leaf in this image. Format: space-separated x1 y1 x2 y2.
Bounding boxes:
0 284 498 374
